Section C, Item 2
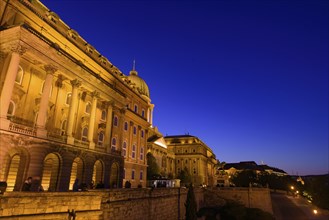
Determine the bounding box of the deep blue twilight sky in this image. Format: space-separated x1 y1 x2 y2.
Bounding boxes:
41 0 328 175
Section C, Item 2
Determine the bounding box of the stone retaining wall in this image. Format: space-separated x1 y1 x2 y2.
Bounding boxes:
0 187 272 219
205 187 273 214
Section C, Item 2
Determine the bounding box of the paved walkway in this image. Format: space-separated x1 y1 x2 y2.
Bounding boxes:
271 193 329 220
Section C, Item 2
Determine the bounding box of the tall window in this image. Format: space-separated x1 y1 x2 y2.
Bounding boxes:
101 110 106 121
131 170 135 180
15 66 23 85
141 130 144 138
113 116 118 126
140 171 143 180
85 102 91 114
133 126 137 135
7 100 15 116
122 142 127 157
98 132 104 146
81 127 88 141
60 120 67 135
134 104 138 113
141 109 145 118
140 147 144 160
111 137 117 150
124 122 128 131
66 93 72 105
131 144 136 159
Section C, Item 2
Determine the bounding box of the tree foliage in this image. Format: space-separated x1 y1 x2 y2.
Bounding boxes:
185 184 197 220
231 170 257 187
146 153 160 180
177 167 192 186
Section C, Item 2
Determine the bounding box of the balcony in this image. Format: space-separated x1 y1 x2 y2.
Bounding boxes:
8 122 36 136
74 139 89 148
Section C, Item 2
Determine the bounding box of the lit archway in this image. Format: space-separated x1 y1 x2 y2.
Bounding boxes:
69 157 84 190
109 162 119 188
41 153 60 191
92 160 104 185
6 155 20 192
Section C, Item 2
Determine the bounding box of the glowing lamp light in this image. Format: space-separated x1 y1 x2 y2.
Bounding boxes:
313 209 318 214
290 186 294 190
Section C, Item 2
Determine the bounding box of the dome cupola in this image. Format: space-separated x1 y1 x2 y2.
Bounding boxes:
127 61 150 98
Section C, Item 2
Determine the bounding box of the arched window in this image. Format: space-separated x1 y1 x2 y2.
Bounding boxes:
111 137 117 150
101 110 106 121
66 93 72 105
98 132 104 146
85 102 91 114
81 127 88 142
60 120 67 135
124 121 128 131
133 126 137 135
113 116 118 126
7 100 15 116
141 130 144 138
134 104 138 113
141 109 145 118
122 141 127 157
15 66 23 85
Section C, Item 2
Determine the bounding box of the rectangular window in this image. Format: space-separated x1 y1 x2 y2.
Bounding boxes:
132 145 136 159
140 147 144 160
140 171 143 180
132 170 135 180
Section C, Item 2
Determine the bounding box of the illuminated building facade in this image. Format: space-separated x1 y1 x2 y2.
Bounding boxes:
164 135 218 186
0 0 153 190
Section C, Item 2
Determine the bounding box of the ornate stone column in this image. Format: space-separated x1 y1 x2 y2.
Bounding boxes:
36 65 57 137
66 79 81 145
88 91 99 149
0 45 26 130
104 100 114 149
149 104 154 127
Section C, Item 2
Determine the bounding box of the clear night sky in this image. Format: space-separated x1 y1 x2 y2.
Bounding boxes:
40 0 328 175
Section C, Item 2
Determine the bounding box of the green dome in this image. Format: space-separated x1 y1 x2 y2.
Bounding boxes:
127 69 150 98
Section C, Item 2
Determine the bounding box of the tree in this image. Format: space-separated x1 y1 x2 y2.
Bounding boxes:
147 153 160 180
185 184 197 220
177 167 192 186
231 170 257 187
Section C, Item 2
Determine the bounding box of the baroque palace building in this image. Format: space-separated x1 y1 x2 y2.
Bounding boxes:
165 135 217 186
0 0 218 191
0 0 153 190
